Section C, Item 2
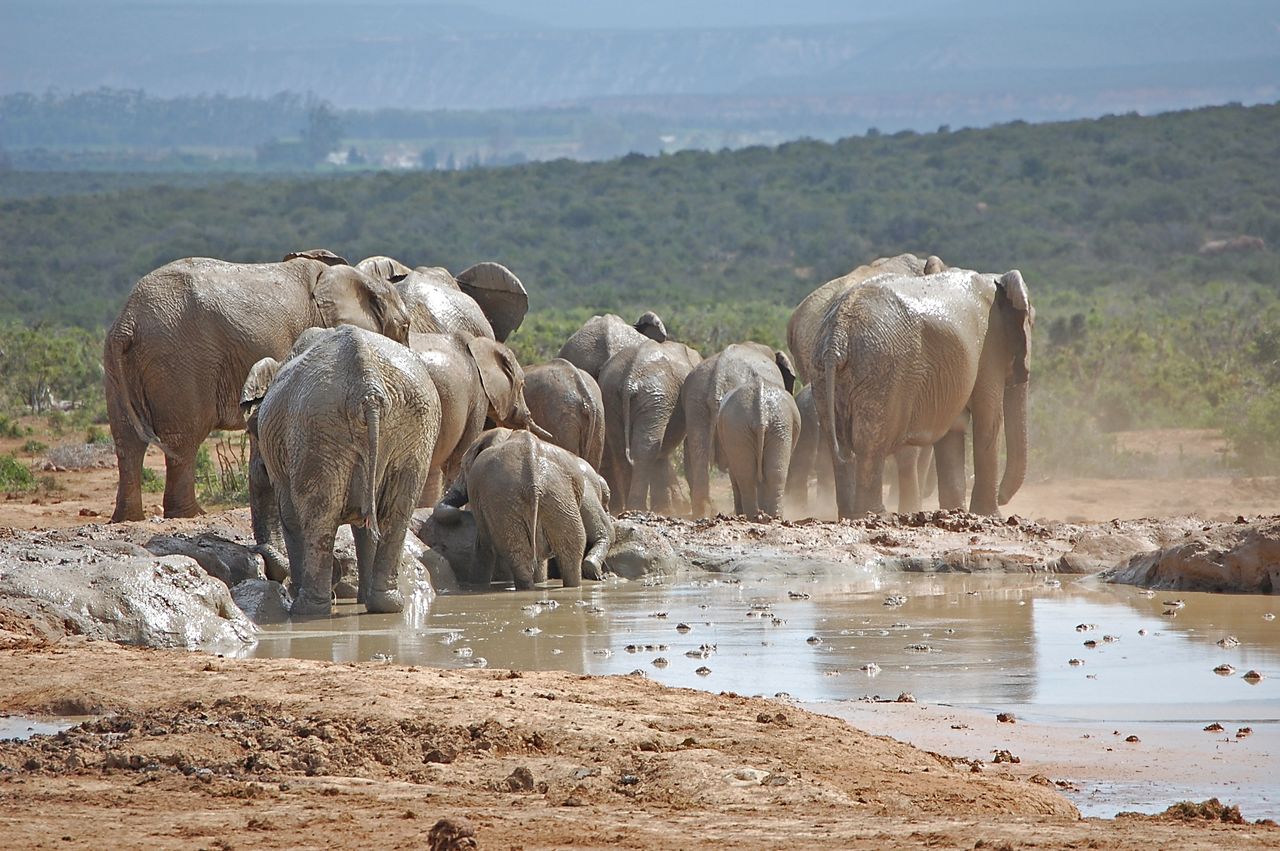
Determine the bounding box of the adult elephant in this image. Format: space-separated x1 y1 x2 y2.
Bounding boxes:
598 339 702 513
812 268 1032 517
357 256 528 342
407 332 551 504
675 342 795 517
557 312 669 379
522 358 605 471
435 429 613 589
787 253 945 515
240 325 441 616
105 249 411 522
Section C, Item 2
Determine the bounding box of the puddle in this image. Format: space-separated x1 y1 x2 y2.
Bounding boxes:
246 568 1280 818
0 716 84 741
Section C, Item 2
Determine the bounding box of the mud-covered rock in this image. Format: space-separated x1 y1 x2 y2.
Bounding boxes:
231 579 291 624
331 525 437 604
144 532 265 588
1103 518 1280 593
0 541 255 650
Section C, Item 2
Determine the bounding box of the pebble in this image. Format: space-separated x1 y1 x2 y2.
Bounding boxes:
651 657 669 668
592 648 612 658
884 595 908 608
1138 629 1148 636
860 663 881 675
1213 664 1236 675
1264 613 1275 621
904 643 936 653
1203 722 1225 732
1216 636 1240 649
1102 634 1120 643
896 692 916 703
522 627 542 636
452 647 473 657
788 591 810 600
1083 640 1098 649
1068 658 1084 666
695 666 712 676
649 611 668 619
806 635 822 645
996 712 1016 724
463 657 488 668
1237 727 1253 738
1242 670 1264 683
1162 599 1186 609
675 623 692 633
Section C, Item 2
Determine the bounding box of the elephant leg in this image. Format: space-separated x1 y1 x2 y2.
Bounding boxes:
784 436 813 516
852 452 887 515
582 509 611 580
353 524 377 605
761 433 792 519
729 478 744 516
471 516 498 589
290 503 338 618
543 502 587 589
919 446 938 503
833 453 858 519
935 430 967 510
418 468 444 509
894 447 921 514
626 449 655 512
248 447 288 582
684 425 714 518
365 479 415 614
816 445 837 513
652 457 683 515
161 443 204 519
109 417 148 522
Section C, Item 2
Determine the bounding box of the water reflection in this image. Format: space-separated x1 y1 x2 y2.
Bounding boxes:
248 568 1275 712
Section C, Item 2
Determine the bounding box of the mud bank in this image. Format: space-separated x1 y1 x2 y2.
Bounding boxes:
1 639 1276 849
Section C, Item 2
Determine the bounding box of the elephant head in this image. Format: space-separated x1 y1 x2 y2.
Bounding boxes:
239 357 282 422
355 255 414 281
311 266 412 345
434 427 516 524
283 248 349 266
465 337 553 440
995 269 1033 505
634 311 668 342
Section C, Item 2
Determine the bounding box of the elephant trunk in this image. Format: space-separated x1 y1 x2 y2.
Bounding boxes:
997 380 1029 505
622 391 634 467
528 418 555 442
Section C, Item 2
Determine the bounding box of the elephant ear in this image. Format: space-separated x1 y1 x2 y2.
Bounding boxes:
240 357 281 419
466 336 523 423
356 255 413 281
997 270 1033 384
283 248 349 266
634 311 668 342
774 350 797 394
924 255 946 274
456 262 527 342
312 266 410 344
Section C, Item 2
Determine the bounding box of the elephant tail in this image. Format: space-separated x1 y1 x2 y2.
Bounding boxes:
622 389 634 467
573 366 600 460
358 394 383 542
104 324 171 455
755 380 768 486
822 365 852 464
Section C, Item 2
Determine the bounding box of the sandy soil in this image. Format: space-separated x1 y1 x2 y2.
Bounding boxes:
2 423 1279 848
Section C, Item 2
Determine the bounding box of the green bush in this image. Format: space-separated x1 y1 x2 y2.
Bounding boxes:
141 466 164 493
0 416 24 439
85 425 112 445
196 435 250 507
0 454 35 492
19 439 47 454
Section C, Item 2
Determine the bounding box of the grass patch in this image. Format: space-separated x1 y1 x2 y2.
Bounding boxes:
197 434 250 507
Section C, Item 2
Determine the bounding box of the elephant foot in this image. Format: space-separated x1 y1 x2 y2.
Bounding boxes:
290 590 333 618
582 556 606 581
365 589 404 615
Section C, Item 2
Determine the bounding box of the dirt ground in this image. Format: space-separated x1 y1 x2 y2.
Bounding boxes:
2 422 1279 848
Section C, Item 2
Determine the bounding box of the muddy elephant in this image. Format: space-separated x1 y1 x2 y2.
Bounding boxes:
358 256 528 342
787 253 945 515
676 342 796 517
812 267 1033 517
557 312 669 379
105 249 412 522
407 331 550 504
435 430 613 589
522 358 606 471
715 375 802 518
240 326 441 616
599 339 703 513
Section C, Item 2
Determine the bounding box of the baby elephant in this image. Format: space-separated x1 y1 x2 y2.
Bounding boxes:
436 430 612 589
241 326 440 616
715 376 801 518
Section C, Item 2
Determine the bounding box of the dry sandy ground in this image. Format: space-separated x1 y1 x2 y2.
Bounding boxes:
2 424 1279 848
0 637 1276 850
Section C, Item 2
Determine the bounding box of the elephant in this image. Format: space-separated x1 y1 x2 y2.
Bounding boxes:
557 312 669 379
811 267 1033 517
598 339 703 513
715 375 802 518
407 331 551 503
435 429 613 589
357 256 528 342
105 249 412 522
674 341 796 517
522 358 606 471
240 325 441 616
787 253 946 515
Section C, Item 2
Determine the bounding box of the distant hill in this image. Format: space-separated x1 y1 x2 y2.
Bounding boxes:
2 1 1276 130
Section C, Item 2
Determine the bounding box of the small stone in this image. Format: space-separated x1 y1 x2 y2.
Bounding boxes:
1216 636 1240 649
675 622 692 633
1203 722 1225 732
1237 727 1253 738
992 749 1020 763
1125 735 1140 743
1083 640 1098 648
806 635 822 645
695 666 711 676
1242 670 1265 683
1068 658 1084 666
1138 629 1148 636
895 692 916 703
860 662 881 675
651 657 668 668
1213 664 1235 676
996 712 1016 724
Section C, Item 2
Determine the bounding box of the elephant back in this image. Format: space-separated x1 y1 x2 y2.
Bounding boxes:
397 269 495 340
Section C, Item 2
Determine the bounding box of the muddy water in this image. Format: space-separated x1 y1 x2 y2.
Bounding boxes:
0 716 82 741
247 569 1279 817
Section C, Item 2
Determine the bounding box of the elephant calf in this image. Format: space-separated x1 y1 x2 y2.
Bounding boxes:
436 430 613 590
715 376 801 518
522 358 605 471
241 326 441 616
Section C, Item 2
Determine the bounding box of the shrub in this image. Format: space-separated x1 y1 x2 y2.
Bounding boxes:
141 466 164 493
0 454 35 492
20 439 47 454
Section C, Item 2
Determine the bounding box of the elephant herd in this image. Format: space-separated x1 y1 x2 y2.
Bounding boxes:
103 249 1033 616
